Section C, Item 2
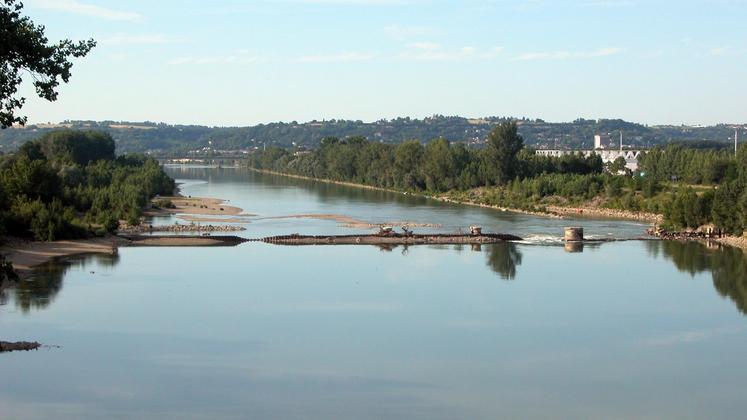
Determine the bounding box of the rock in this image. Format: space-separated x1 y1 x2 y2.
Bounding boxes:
0 341 41 353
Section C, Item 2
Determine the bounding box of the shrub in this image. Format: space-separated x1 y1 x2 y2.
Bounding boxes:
153 198 175 209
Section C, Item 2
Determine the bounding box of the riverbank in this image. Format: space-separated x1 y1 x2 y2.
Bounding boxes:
713 236 747 250
135 195 254 228
248 168 661 224
646 227 747 252
0 236 124 279
1 194 252 278
545 205 663 223
0 233 249 279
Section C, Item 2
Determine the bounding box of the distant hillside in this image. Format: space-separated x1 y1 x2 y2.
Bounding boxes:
0 116 740 154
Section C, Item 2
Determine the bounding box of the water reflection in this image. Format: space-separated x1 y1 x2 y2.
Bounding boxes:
564 242 584 253
647 241 747 315
2 254 120 314
485 243 523 280
278 241 526 280
375 243 524 280
0 242 523 316
0 284 8 307
12 240 747 317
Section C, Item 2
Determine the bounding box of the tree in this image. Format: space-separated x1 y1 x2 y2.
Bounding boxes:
37 130 115 164
394 140 424 190
712 183 742 235
607 156 628 174
422 138 457 192
481 122 524 185
1 0 96 128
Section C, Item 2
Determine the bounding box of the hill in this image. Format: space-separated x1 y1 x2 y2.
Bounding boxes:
0 116 740 155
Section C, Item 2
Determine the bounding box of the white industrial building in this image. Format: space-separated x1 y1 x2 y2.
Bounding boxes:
535 133 642 171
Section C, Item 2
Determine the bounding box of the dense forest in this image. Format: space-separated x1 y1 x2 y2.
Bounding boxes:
0 116 741 154
249 122 747 236
0 130 174 241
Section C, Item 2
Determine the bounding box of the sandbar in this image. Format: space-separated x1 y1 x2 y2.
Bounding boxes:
260 214 441 229
147 196 250 217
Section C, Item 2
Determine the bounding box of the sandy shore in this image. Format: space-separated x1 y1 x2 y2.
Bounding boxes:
436 196 564 219
1 236 124 279
545 205 663 224
713 236 747 251
1 232 247 279
147 196 251 217
1 194 255 278
177 215 253 223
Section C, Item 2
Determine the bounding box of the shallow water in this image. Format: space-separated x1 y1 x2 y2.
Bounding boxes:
2 166 746 419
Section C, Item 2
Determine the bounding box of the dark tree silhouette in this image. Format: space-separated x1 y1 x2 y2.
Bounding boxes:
1 0 96 128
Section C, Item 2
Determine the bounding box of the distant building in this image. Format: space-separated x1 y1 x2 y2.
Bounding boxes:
535 149 643 172
594 134 614 149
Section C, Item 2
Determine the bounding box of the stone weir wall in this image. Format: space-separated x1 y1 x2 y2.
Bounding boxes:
118 235 249 246
261 233 522 246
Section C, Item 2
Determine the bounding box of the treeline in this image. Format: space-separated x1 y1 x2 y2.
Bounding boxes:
0 130 174 241
636 145 747 234
639 145 735 185
248 123 657 212
250 123 603 192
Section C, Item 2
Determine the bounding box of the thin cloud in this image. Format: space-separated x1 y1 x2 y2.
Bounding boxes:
513 47 622 61
29 0 142 21
401 44 503 61
408 42 440 51
298 52 376 63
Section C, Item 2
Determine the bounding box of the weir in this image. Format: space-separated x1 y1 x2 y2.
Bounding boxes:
260 232 523 246
119 234 249 246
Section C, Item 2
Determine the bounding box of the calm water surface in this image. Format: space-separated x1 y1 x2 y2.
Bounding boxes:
2 166 747 419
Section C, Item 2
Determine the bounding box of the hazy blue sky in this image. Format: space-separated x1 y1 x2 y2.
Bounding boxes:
17 0 747 126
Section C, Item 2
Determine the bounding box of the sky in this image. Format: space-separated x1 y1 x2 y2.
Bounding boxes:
15 0 747 126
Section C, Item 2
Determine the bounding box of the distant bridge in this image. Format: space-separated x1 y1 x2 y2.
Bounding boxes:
155 156 247 164
535 149 643 171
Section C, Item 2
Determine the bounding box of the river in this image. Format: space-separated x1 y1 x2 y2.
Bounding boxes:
1 166 746 419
